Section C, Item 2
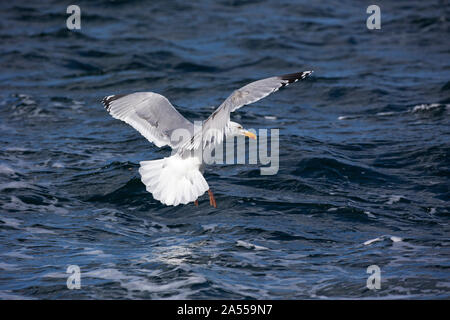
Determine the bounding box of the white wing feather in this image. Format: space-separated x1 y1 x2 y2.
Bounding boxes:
181 71 313 151
102 92 193 149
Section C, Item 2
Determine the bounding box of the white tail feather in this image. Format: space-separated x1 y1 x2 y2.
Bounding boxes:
139 155 209 206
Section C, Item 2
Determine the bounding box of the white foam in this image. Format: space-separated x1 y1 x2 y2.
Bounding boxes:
21 98 36 106
52 162 65 168
364 211 376 218
364 235 402 245
0 182 36 191
154 245 192 265
386 195 402 205
236 240 268 251
1 195 69 215
376 112 395 116
364 237 383 246
338 115 360 120
0 164 16 176
390 236 403 243
25 227 56 235
411 103 445 112
84 268 206 295
202 224 218 232
83 249 113 258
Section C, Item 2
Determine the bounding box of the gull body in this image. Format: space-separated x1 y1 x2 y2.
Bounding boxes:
102 71 312 207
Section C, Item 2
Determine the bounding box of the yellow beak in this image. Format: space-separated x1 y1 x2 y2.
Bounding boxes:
243 131 257 140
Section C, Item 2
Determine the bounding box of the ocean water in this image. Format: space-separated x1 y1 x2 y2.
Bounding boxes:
0 0 449 299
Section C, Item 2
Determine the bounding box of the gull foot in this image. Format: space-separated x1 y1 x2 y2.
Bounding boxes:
208 189 217 208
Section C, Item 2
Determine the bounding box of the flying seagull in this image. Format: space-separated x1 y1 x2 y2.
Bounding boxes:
102 71 313 207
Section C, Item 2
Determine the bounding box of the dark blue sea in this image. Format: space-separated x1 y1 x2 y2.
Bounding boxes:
0 0 449 299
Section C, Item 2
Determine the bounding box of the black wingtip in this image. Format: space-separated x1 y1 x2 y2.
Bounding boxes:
101 94 127 111
279 71 313 86
101 97 110 110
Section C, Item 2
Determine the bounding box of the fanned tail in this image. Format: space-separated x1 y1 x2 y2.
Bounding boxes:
139 155 209 206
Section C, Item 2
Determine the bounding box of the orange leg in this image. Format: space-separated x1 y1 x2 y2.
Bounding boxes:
194 200 198 207
208 189 217 208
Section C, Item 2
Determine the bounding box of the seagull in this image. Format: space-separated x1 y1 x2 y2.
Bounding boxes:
102 71 313 207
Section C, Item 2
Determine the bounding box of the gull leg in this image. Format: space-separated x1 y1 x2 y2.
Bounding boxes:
194 200 198 207
208 189 217 208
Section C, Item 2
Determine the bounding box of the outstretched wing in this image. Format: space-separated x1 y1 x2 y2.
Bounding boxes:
181 71 313 151
102 92 193 149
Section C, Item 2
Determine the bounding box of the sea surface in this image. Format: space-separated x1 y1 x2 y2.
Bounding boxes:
0 0 449 299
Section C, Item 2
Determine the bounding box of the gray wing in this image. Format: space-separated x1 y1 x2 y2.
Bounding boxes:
102 92 193 149
182 71 313 150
